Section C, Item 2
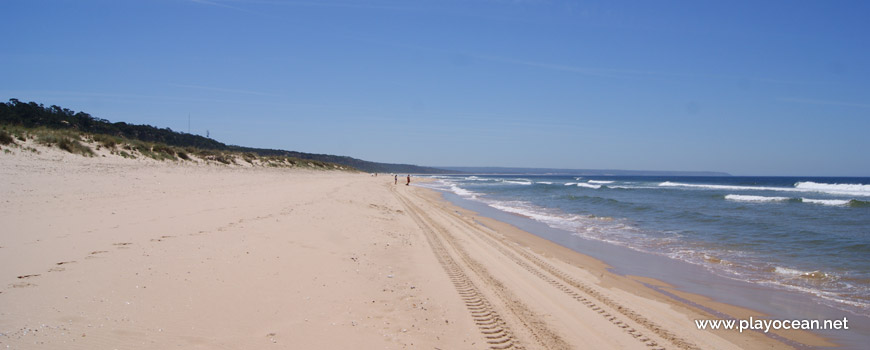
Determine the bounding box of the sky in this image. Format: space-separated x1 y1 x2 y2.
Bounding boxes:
2 0 869 176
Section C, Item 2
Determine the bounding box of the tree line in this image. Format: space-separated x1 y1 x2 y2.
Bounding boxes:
0 98 452 174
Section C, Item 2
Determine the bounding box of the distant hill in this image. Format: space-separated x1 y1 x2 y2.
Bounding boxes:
437 166 731 177
0 98 451 174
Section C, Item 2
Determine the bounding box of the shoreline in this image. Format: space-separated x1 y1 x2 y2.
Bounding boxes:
0 148 858 348
408 185 828 349
424 184 869 349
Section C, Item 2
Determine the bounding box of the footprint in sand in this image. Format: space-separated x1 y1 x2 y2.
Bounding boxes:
50 261 76 271
17 274 40 279
86 250 108 259
113 242 133 249
10 282 36 288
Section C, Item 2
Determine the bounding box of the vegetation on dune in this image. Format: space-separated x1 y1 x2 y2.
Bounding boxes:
35 129 95 157
0 99 453 173
0 129 14 146
2 126 95 156
0 124 347 170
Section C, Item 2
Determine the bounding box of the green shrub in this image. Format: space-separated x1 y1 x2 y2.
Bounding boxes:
0 130 14 145
151 144 177 160
34 130 93 156
59 138 94 156
214 153 233 164
92 134 119 149
134 142 150 154
152 144 174 155
242 152 257 164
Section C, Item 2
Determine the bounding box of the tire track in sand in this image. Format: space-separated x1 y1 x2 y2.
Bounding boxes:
393 186 572 350
392 186 524 349
417 190 701 350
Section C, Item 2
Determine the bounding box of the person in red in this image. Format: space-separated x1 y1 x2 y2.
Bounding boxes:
406 175 410 186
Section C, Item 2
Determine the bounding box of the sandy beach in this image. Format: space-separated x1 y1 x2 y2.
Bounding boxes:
0 147 825 349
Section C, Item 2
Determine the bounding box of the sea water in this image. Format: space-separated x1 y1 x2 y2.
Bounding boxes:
421 175 870 316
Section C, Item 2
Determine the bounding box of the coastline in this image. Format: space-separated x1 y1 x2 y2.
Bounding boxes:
0 147 849 348
407 184 829 349
425 183 869 349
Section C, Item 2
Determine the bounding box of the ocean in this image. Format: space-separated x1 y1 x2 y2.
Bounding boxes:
420 175 870 316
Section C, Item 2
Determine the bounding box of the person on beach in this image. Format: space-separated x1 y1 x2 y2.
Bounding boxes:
394 174 398 185
406 175 410 186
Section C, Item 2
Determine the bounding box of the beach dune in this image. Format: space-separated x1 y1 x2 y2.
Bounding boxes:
0 149 809 349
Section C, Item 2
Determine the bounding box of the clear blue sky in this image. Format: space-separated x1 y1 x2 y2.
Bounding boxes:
2 0 868 176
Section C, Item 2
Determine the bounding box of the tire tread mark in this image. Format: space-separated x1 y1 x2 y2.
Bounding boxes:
391 186 524 350
420 192 701 350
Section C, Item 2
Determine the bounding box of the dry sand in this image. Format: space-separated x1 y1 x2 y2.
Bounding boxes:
0 144 817 349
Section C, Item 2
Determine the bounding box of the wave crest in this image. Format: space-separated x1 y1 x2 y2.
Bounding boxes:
576 183 602 189
795 182 870 196
725 194 790 202
588 180 614 184
801 198 851 206
661 181 870 197
503 180 532 185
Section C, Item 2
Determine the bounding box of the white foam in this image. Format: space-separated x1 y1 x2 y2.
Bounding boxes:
449 184 478 197
609 185 661 190
588 180 614 184
725 194 790 202
503 180 532 185
660 181 870 197
486 202 576 231
576 183 602 189
659 181 791 192
427 179 478 198
564 182 577 186
467 176 494 181
801 198 851 206
795 182 870 197
773 267 831 279
537 182 553 185
774 267 805 276
574 177 583 180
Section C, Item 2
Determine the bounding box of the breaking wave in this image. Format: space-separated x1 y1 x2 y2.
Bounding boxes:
503 180 532 185
588 180 615 184
725 194 790 202
801 198 852 206
795 182 870 197
576 183 602 189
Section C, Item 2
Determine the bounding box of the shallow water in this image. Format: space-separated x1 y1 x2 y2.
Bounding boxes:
422 175 870 316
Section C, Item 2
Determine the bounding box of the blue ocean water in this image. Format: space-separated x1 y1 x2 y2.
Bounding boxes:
422 175 870 315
